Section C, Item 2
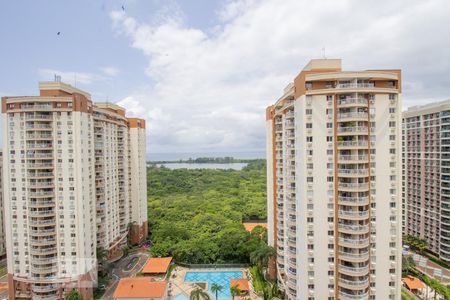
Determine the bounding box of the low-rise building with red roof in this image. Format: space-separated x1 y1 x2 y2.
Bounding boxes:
113 278 168 300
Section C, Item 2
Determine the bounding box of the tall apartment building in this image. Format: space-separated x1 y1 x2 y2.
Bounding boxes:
266 59 402 300
403 100 450 263
0 150 6 259
1 80 147 300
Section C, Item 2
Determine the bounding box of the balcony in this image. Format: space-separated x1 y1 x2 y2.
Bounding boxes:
29 219 56 226
338 182 369 192
337 127 369 134
27 153 53 159
339 264 370 276
29 211 55 218
339 277 369 290
30 228 56 236
338 168 369 177
338 224 369 234
28 181 53 188
28 162 53 169
338 237 370 248
336 82 375 89
29 191 54 198
337 141 369 149
338 290 369 300
339 210 369 220
29 200 55 208
338 196 369 206
26 133 53 140
28 172 53 178
338 155 369 162
30 247 57 255
32 284 58 292
337 98 369 107
339 251 369 262
337 112 369 121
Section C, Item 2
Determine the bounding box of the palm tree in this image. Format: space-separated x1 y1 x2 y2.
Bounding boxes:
250 244 276 273
211 283 223 300
190 288 211 300
66 290 82 300
230 285 241 300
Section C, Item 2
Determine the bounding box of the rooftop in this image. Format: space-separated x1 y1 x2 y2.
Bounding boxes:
243 222 267 232
142 257 173 274
230 278 249 291
402 276 425 290
113 278 167 299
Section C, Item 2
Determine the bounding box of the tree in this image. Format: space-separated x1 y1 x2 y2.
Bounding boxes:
66 290 82 300
230 285 241 300
190 288 211 300
211 283 223 300
402 255 416 276
250 244 276 273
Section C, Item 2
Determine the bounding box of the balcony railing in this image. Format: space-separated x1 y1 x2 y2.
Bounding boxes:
339 210 370 218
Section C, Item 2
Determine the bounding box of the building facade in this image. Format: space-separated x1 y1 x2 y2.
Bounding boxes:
0 150 6 259
266 59 402 300
403 100 450 263
1 80 147 299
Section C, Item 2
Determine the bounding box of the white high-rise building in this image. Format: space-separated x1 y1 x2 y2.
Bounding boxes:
402 100 450 263
1 81 147 299
0 150 6 259
266 59 402 300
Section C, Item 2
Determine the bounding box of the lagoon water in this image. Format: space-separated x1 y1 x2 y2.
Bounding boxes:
155 162 248 170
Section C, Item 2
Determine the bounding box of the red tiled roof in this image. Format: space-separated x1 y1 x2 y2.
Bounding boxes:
113 278 167 299
230 279 249 291
243 223 267 232
142 257 173 274
402 276 425 290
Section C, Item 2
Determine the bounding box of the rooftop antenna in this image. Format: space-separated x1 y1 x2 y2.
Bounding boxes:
74 73 77 87
54 74 61 83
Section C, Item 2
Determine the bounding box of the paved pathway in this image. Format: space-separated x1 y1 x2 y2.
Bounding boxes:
101 252 149 300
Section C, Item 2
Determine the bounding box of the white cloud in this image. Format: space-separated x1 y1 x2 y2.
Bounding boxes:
110 0 450 153
101 66 120 77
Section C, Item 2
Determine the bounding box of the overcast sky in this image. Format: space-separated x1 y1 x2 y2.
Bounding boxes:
1 0 450 156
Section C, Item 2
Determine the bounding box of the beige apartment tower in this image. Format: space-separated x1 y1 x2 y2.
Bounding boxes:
402 100 450 263
266 59 402 300
1 80 147 300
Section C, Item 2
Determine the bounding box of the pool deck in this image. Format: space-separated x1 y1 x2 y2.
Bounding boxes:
167 267 261 299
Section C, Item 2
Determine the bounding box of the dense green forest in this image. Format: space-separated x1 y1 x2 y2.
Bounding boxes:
147 160 268 264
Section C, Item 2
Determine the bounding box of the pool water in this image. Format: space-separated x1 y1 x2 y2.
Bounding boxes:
184 270 243 299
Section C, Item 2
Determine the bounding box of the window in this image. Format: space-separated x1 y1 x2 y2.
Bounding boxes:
327 122 332 128
326 108 332 115
327 176 333 182
389 107 396 113
327 149 333 155
307 136 313 142
307 177 313 182
327 136 333 142
306 109 312 115
390 149 396 154
306 123 312 129
389 121 396 127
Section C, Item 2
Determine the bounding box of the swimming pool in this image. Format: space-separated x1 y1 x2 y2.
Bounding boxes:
184 270 243 299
